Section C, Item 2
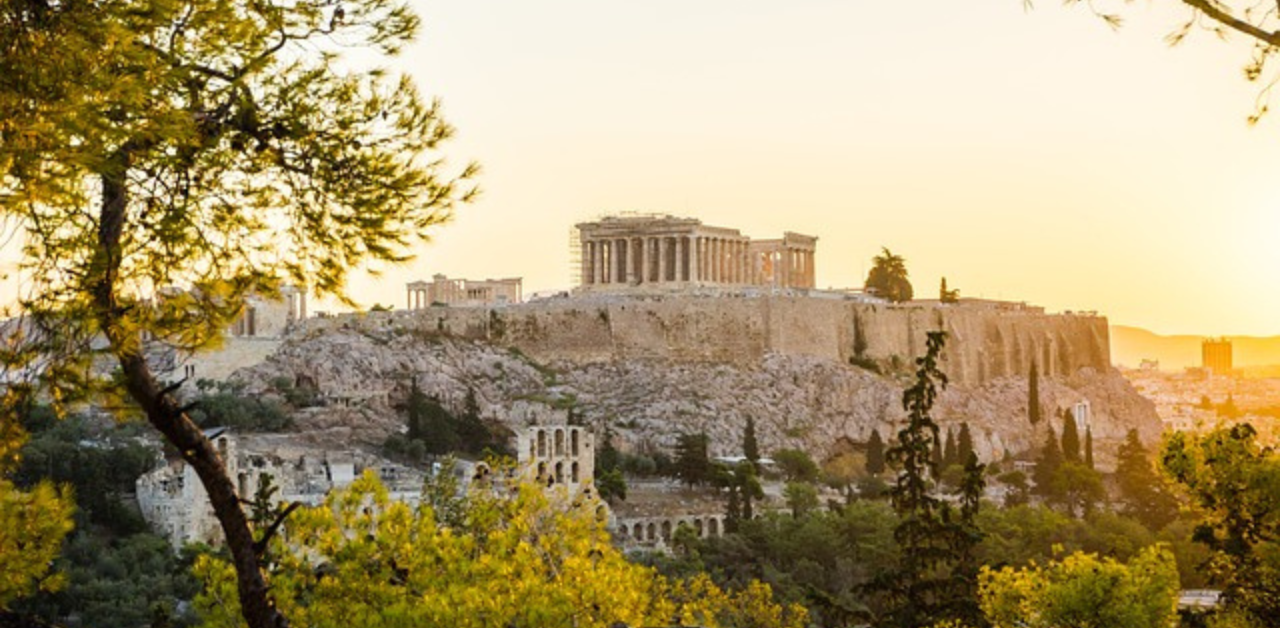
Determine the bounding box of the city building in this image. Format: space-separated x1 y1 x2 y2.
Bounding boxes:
1202 338 1233 376
575 214 817 290
406 274 523 309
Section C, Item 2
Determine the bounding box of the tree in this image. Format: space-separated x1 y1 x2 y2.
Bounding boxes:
1028 361 1042 425
1162 424 1280 623
865 247 913 303
1084 426 1094 469
876 331 977 628
0 1 475 625
957 422 975 465
978 546 1179 628
939 277 959 304
773 448 820 483
1056 0 1280 124
943 428 958 469
194 471 808 628
1032 426 1062 504
675 432 712 487
0 399 75 610
866 429 887 475
785 481 820 518
1114 429 1177 531
1060 412 1081 464
1050 462 1105 518
743 415 761 470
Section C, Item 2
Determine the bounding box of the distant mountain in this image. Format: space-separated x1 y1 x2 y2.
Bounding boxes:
1111 325 1280 370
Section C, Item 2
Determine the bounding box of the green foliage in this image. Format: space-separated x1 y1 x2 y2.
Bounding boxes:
1114 429 1178 531
785 482 820 518
943 429 958 469
1084 426 1094 469
1027 362 1042 426
0 400 74 610
1060 412 1081 464
957 423 975 468
13 532 201 628
1049 462 1105 519
719 461 765 530
995 471 1029 508
194 472 808 628
1032 426 1061 503
687 501 901 628
978 546 1179 628
866 429 887 476
773 448 820 483
877 331 982 628
743 416 761 468
595 468 627 504
14 415 156 535
675 432 712 487
865 248 913 303
393 380 501 459
189 381 291 433
1162 424 1280 623
2 1 476 622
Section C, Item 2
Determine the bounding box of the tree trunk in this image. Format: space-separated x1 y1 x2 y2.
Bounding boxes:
93 153 286 628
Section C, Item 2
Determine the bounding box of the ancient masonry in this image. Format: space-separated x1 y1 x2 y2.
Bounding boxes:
406 274 523 309
576 214 817 290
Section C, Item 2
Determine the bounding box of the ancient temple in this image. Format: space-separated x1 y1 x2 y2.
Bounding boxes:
575 214 817 290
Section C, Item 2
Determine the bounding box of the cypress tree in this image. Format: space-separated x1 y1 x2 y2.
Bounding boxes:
866 428 886 475
1028 361 1042 425
1061 411 1082 464
958 422 975 464
943 428 958 468
1033 426 1062 501
743 416 760 468
1085 426 1094 469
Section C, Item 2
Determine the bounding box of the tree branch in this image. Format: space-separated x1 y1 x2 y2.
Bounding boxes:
253 501 302 557
1182 0 1280 46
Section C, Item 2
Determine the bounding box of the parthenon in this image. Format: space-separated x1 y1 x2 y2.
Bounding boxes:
576 214 817 290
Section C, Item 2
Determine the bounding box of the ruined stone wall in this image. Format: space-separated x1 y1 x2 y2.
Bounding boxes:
301 295 1110 386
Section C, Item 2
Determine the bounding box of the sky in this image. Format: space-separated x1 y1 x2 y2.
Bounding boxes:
5 1 1279 336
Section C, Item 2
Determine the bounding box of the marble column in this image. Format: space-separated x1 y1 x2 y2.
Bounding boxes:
675 236 685 282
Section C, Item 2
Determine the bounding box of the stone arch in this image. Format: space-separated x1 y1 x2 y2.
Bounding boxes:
694 518 704 537
528 436 536 460
537 430 547 457
634 522 644 539
555 461 564 484
647 522 656 541
661 520 672 541
555 429 565 457
571 461 580 483
617 524 628 538
571 429 580 456
708 518 719 536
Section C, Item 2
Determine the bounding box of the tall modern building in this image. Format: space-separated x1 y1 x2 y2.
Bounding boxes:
1202 338 1233 375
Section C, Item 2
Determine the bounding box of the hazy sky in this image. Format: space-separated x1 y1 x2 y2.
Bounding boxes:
6 1 1279 336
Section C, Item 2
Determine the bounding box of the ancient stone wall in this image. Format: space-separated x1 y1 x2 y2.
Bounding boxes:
305 295 1110 386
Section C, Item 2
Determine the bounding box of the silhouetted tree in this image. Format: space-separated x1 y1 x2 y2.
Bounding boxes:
943 429 958 468
1061 412 1082 464
1085 426 1095 469
1115 429 1177 530
1033 426 1062 503
1028 361 1042 425
957 423 975 465
866 429 886 475
743 416 760 470
939 277 959 304
865 247 913 303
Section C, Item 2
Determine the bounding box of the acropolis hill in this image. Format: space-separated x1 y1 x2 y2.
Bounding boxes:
196 214 1159 471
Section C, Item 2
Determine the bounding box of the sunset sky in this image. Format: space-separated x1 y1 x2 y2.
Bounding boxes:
5 1 1279 336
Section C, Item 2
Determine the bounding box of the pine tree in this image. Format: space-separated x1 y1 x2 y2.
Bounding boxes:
1028 361 1042 425
877 331 975 628
957 423 975 464
1115 429 1177 530
932 434 944 471
1061 411 1082 464
866 429 886 475
743 416 760 469
406 378 427 442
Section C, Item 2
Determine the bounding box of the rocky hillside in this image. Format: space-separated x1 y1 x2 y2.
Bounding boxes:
229 310 1160 471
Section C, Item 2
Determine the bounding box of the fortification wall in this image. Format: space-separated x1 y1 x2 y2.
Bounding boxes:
301 295 1109 386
